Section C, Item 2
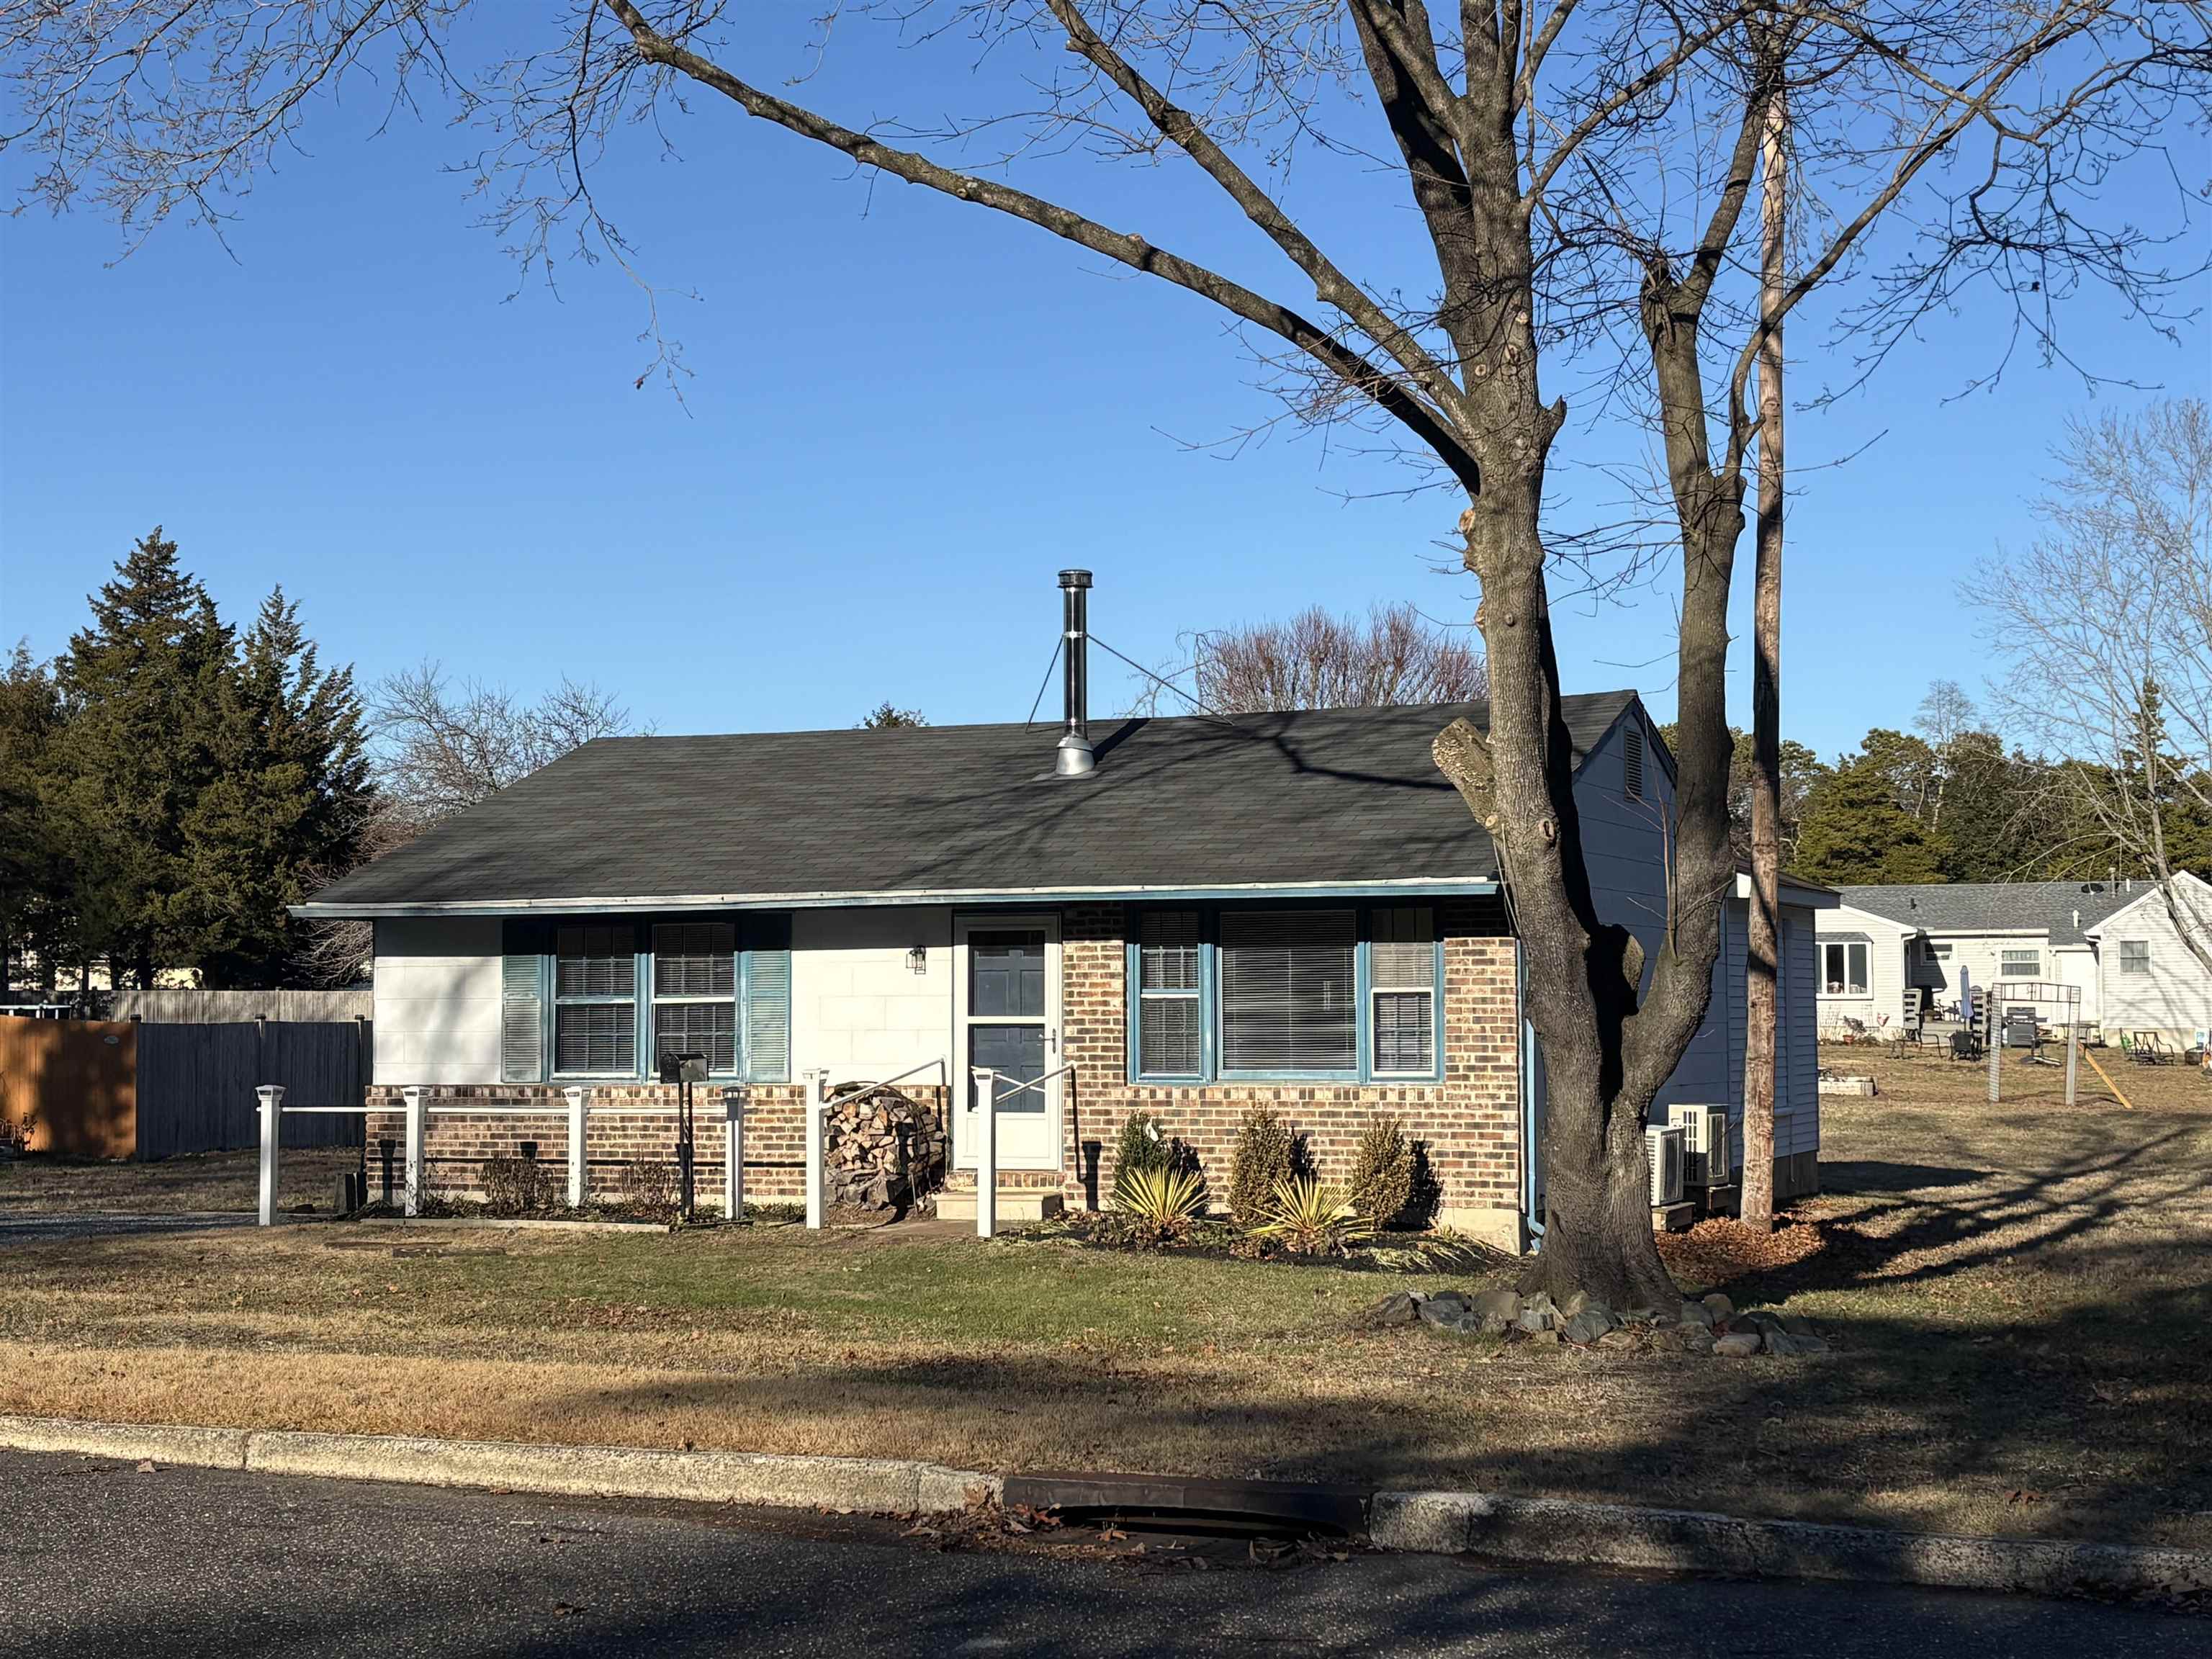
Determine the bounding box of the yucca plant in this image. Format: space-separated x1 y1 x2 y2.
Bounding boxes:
1112 1164 1208 1244
1251 1175 1377 1258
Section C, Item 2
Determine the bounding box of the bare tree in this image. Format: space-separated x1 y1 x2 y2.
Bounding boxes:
1133 602 1485 715
1973 399 2212 971
372 663 636 834
293 664 639 984
9 3 2199 1303
1742 73 1788 1237
1914 678 1980 832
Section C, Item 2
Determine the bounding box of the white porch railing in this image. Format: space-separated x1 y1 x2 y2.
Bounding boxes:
254 1083 757 1226
965 1063 1076 1240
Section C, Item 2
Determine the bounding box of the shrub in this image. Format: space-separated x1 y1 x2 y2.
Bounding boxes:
621 1157 677 1215
1226 1107 1297 1224
480 1154 552 1215
1348 1115 1414 1226
1110 1165 1208 1246
1251 1175 1376 1257
1114 1110 1170 1188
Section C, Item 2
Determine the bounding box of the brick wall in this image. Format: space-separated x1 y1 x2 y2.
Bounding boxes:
1054 899 1524 1236
363 1082 947 1205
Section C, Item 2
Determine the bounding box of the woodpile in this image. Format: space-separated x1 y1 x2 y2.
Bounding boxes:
824 1084 946 1213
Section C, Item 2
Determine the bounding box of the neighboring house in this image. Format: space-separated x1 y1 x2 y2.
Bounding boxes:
297 572 1827 1248
1813 877 2212 1042
2084 873 2212 1046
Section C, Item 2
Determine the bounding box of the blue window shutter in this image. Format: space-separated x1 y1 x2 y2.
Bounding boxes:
501 920 547 1083
743 914 792 1082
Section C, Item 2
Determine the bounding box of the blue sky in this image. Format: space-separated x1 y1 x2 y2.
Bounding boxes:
1 17 2205 764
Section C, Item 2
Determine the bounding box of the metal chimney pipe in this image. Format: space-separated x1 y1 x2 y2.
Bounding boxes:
1055 569 1094 777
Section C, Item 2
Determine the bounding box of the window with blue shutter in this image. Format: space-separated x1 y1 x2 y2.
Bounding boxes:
742 914 792 1082
500 920 547 1083
652 922 738 1074
554 923 640 1076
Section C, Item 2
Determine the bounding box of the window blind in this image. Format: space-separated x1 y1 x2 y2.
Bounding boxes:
1138 910 1202 1076
554 924 637 1074
1220 909 1356 1073
652 921 737 1072
1369 906 1437 1075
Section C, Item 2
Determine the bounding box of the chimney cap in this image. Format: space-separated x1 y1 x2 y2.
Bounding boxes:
1058 568 1093 590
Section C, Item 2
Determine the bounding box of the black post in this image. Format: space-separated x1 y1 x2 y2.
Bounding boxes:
678 1075 696 1223
379 1138 396 1208
1080 1141 1103 1211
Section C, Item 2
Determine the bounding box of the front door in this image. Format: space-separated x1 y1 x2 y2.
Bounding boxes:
953 914 1062 1171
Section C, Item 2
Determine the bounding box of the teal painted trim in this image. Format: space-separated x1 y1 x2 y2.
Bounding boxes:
1357 906 1445 1085
1126 917 1205 1084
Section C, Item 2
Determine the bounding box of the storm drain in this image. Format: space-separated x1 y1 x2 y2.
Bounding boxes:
999 1473 1367 1542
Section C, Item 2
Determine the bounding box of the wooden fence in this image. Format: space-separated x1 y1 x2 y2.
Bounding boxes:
0 1017 368 1159
111 988 372 1025
0 1019 136 1158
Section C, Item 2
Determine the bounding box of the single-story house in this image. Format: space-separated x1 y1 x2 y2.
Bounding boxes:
297 572 1828 1246
1812 875 2212 1043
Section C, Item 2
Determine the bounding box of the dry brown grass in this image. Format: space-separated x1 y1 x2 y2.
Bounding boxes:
1 1044 2206 1548
0 1146 359 1215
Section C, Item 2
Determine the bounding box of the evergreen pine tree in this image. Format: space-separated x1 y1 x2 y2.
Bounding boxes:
54 530 233 985
180 587 374 986
1792 758 1949 885
0 645 71 990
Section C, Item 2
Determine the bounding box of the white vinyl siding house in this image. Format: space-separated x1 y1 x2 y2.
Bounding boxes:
1811 903 1917 1036
2086 874 2212 1044
1818 878 2212 1039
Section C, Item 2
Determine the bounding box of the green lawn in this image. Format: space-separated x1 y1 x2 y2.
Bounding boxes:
1 1042 2206 1549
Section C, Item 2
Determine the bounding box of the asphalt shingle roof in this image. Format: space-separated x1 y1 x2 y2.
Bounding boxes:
300 692 1638 914
1838 881 2139 948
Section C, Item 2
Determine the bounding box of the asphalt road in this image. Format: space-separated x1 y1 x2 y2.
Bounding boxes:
0 1451 2198 1658
0 1211 249 1248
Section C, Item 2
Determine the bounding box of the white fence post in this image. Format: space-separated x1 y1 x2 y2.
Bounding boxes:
971 1066 997 1240
722 1087 746 1219
256 1085 284 1227
403 1087 427 1218
804 1069 829 1231
563 1086 590 1210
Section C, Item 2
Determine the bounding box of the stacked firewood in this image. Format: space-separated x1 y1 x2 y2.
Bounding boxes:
824 1085 947 1213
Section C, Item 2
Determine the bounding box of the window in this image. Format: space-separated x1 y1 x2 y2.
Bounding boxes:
1370 907 1437 1076
1822 940 1869 997
1929 942 1953 959
652 922 737 1074
2001 949 2040 978
2121 940 2151 976
1622 727 1645 799
1130 907 1440 1082
1136 911 1203 1077
1220 909 1358 1075
554 924 637 1074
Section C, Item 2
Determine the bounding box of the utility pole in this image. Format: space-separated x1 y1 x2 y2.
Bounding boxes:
1743 67 1788 1235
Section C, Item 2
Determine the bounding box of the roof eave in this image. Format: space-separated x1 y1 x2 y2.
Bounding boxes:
291 875 1501 920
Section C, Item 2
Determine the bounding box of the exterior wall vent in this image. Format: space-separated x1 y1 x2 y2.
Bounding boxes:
1622 724 1645 800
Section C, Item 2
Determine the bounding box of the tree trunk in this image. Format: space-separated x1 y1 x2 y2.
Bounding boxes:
1742 87 1787 1235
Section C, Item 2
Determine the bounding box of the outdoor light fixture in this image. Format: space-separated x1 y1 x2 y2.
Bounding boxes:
907 945 928 974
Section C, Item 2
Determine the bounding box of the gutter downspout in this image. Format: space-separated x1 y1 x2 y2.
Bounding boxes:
1516 932 1544 1244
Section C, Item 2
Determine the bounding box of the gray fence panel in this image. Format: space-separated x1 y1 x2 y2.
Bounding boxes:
135 1021 368 1158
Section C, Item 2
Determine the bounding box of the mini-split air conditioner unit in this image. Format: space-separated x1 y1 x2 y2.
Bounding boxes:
1665 1103 1734 1187
1644 1125 1686 1207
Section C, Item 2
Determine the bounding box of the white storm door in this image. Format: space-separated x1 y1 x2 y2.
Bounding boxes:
953 915 1062 1171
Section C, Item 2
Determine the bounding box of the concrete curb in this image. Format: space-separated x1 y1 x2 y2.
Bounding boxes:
1370 1490 2211 1606
0 1413 249 1471
1 1416 1000 1516
4 1416 2202 1607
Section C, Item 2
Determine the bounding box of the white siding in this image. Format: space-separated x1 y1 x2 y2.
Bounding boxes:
2052 945 2100 1028
1929 930 2051 1010
790 907 955 1080
372 917 504 1085
1810 903 1915 1036
2091 882 2212 1042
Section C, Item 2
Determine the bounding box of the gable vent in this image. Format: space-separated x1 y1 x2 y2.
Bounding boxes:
1623 725 1645 800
